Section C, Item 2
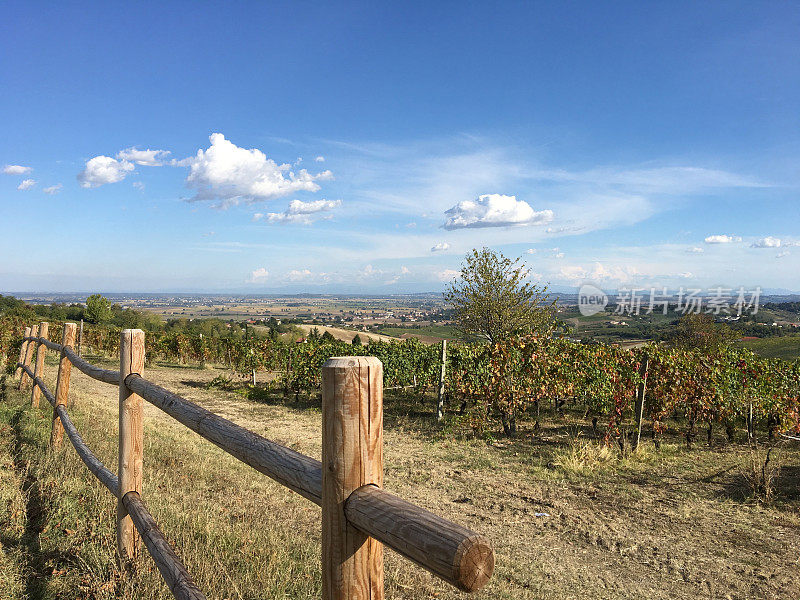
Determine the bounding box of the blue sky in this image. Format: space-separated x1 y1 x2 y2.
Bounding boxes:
1 2 799 294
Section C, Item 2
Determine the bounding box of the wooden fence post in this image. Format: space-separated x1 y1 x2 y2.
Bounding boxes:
18 324 38 390
437 340 447 421
51 323 77 449
322 356 384 600
15 326 31 379
118 329 145 563
31 322 49 407
77 319 84 357
632 353 649 451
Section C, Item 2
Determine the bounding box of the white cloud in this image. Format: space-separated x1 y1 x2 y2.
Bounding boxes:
525 248 537 254
184 133 333 206
247 267 269 283
751 236 782 248
287 269 314 282
776 251 790 259
704 234 742 244
431 242 450 252
437 269 461 282
3 164 32 175
686 246 704 254
256 198 342 224
678 272 694 279
384 266 412 285
78 156 135 188
133 181 145 190
43 184 62 195
559 262 644 284
443 193 553 229
315 156 325 162
116 147 170 166
17 179 36 190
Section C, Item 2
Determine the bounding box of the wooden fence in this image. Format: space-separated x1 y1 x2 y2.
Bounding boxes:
12 322 494 600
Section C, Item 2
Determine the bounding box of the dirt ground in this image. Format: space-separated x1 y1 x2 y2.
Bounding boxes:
2 357 799 599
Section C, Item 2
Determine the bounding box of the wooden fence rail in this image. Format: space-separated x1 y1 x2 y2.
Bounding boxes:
12 323 494 599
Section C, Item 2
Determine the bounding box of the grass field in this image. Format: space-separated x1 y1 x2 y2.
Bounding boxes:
377 324 458 341
738 335 800 360
1 359 799 599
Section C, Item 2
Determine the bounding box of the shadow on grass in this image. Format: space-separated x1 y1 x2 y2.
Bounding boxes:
1 401 81 600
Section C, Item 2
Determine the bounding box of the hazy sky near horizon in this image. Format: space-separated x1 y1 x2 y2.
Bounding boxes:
2 2 799 294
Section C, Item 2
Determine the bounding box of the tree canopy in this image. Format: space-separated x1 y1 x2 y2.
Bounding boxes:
444 247 555 344
85 294 112 324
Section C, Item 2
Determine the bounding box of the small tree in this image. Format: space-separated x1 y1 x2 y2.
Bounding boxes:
668 313 736 353
321 330 336 343
351 334 363 346
85 294 112 324
444 247 555 344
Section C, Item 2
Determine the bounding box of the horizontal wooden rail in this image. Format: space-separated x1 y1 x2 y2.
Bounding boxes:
26 336 121 385
17 362 206 600
122 491 206 600
125 374 323 503
19 364 119 493
346 485 494 592
125 373 494 592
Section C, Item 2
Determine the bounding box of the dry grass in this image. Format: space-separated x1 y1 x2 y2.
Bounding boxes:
1 360 799 599
741 445 783 502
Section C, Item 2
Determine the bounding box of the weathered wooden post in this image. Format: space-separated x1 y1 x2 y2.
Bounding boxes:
437 340 447 421
118 329 145 563
15 326 31 379
632 353 649 451
31 322 49 407
18 324 38 390
322 356 384 600
51 323 77 449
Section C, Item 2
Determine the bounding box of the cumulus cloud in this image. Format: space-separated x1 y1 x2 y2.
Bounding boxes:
776 251 790 259
384 265 411 285
704 234 742 244
183 133 333 206
43 184 62 195
559 262 643 284
525 248 537 255
315 156 325 162
255 198 342 224
116 147 171 166
678 272 694 279
751 236 782 248
686 247 704 254
443 193 553 229
17 179 36 190
247 267 269 283
78 156 135 188
287 269 314 282
431 242 450 252
3 164 32 175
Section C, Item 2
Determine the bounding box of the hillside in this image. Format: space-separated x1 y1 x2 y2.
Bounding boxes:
1 358 799 599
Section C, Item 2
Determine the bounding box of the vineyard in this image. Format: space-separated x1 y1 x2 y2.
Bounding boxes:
1 315 798 444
